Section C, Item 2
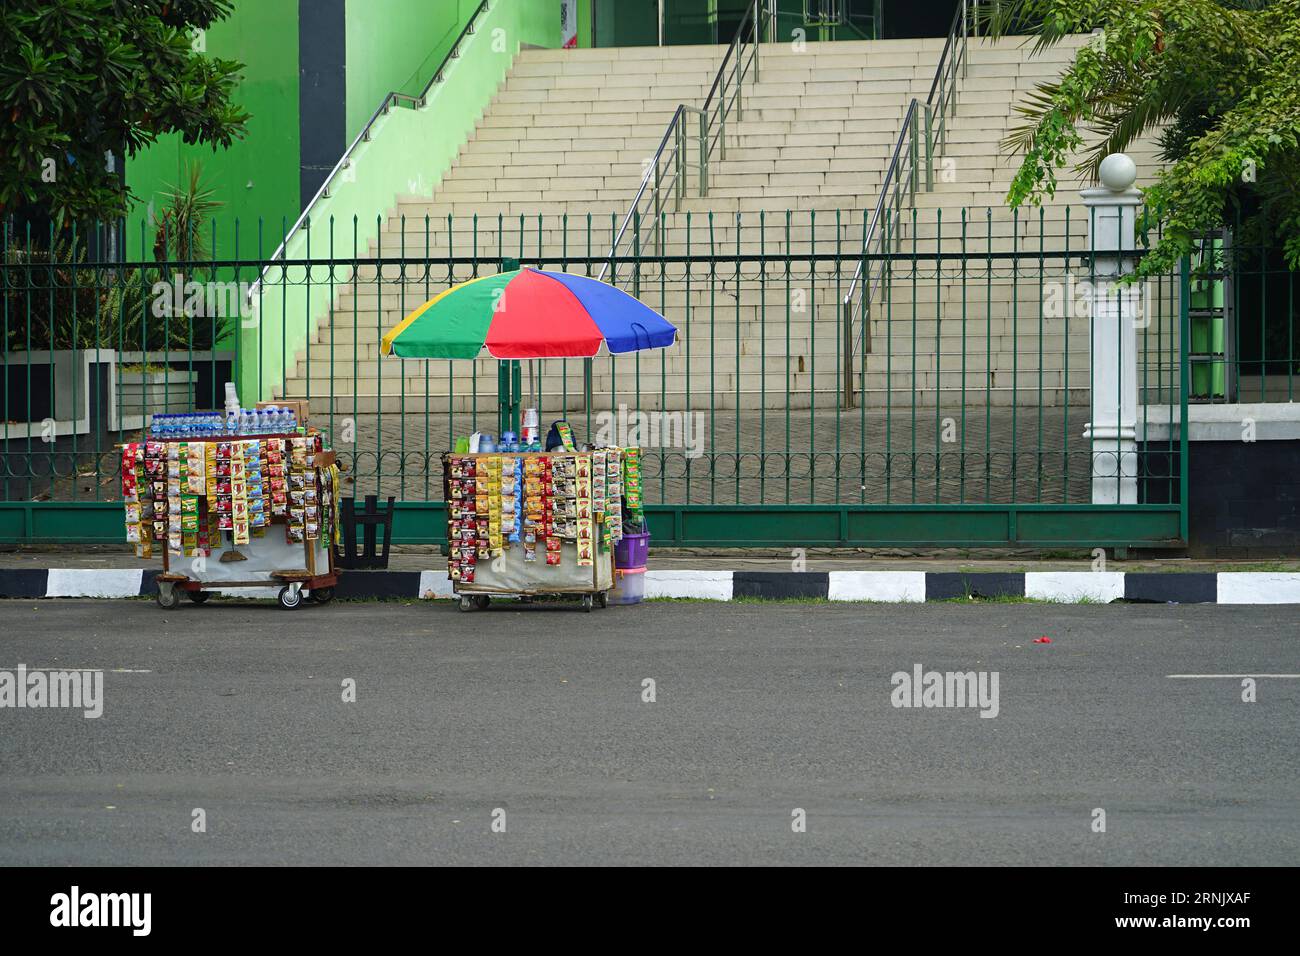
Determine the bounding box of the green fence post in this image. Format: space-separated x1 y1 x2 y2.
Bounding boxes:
497 360 509 437
1180 254 1191 543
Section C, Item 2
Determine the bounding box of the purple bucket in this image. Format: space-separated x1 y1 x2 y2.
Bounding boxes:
614 531 650 569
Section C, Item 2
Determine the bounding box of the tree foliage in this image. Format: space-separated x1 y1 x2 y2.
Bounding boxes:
0 0 248 225
987 0 1300 277
2 163 231 351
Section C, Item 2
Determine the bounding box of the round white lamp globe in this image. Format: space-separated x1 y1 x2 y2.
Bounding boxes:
1098 153 1137 191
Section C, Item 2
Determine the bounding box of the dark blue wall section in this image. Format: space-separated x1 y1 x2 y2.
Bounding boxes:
299 0 347 210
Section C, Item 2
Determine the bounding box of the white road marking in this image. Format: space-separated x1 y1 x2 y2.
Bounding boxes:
1167 674 1300 679
6 667 152 673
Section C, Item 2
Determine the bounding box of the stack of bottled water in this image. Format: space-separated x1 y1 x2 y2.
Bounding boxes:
232 405 297 435
149 412 226 439
149 406 298 438
262 405 297 434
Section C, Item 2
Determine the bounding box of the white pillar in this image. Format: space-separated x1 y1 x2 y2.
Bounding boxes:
1081 154 1141 505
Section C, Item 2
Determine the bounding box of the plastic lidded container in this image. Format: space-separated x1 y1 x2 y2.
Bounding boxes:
609 566 646 605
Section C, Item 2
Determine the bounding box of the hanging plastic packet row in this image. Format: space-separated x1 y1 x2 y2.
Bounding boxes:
505 456 523 544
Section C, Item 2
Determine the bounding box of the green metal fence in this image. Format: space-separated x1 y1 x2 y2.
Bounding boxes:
1183 226 1300 405
2 207 1197 547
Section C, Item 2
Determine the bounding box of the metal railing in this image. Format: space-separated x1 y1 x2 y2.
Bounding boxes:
840 0 973 407
598 0 765 282
249 0 491 298
3 208 1200 516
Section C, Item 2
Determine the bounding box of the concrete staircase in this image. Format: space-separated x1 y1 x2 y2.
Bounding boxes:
859 33 1171 408
280 33 1166 419
284 38 940 415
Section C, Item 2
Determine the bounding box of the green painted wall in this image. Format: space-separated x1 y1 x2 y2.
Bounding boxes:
124 0 301 262
240 0 563 403
576 0 593 47
344 0 484 140
125 0 495 261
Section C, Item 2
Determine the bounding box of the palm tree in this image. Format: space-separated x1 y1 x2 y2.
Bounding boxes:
981 0 1298 275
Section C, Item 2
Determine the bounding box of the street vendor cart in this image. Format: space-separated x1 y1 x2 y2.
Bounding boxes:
119 422 343 610
382 261 673 612
443 447 647 611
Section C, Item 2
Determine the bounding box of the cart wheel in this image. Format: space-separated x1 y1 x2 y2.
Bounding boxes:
596 590 608 609
278 585 303 610
458 596 473 612
472 595 490 611
155 584 180 610
310 586 335 605
187 591 211 605
581 594 593 613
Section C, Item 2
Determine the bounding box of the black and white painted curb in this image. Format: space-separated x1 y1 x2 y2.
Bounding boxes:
2 567 1300 603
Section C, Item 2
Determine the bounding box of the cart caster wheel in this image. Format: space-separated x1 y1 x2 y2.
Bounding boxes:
310 586 335 605
187 591 211 605
458 596 472 612
155 585 180 610
473 595 490 611
278 585 303 609
596 591 608 609
581 594 593 613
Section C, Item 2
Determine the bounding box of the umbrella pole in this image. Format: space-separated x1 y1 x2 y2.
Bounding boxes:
497 361 509 437
496 360 522 438
510 360 522 435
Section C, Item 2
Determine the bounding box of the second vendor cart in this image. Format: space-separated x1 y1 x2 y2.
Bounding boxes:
443 449 628 612
381 261 674 611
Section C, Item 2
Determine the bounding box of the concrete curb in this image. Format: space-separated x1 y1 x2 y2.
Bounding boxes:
4 567 1300 604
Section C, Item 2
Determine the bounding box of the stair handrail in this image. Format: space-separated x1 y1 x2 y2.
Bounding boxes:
250 0 491 297
839 0 973 408
598 0 765 284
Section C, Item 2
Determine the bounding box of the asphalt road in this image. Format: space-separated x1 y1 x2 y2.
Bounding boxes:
0 598 1297 866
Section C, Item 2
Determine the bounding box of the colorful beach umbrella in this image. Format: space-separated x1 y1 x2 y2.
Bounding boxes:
380 267 677 360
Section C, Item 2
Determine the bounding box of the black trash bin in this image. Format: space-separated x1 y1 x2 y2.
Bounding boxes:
336 495 396 569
